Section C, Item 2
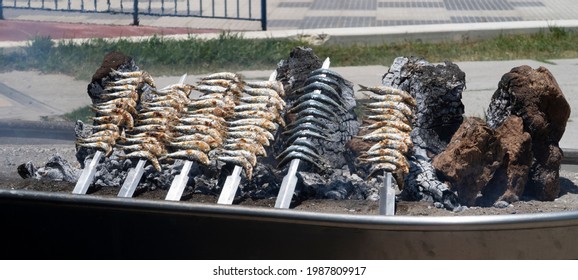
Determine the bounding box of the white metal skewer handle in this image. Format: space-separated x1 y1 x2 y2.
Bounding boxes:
217 70 279 205
274 157 301 208
165 160 194 201
217 165 243 204
275 58 331 209
379 171 395 215
72 150 103 194
117 159 147 197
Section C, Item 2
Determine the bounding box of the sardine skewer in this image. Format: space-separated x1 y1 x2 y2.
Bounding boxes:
160 73 209 202
276 58 331 209
218 70 280 205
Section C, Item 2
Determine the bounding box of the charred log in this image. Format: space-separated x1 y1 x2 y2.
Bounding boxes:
486 66 571 201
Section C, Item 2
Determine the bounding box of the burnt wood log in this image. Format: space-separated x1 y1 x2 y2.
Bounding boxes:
486 65 571 201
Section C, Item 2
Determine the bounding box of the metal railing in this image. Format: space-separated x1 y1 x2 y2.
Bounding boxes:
1 0 267 30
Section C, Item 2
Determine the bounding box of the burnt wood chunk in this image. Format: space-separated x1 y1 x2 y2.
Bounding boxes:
486 65 571 201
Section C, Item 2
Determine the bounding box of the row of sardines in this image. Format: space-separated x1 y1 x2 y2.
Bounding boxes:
76 67 416 183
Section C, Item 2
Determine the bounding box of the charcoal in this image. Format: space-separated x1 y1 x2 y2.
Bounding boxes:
297 166 379 201
30 155 81 182
93 154 127 188
74 120 95 168
400 148 460 209
17 161 36 179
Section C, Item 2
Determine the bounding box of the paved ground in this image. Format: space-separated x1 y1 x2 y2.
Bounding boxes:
3 0 578 31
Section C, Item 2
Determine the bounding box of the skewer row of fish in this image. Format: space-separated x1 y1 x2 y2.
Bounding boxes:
356 84 416 181
162 72 239 167
76 69 152 157
217 75 287 179
117 82 195 172
277 68 348 171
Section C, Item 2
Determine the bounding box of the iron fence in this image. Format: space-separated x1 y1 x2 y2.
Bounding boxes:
1 0 267 30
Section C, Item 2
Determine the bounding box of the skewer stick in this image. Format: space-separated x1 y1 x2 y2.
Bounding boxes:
217 165 243 204
275 58 331 209
165 160 194 201
117 159 147 197
379 171 395 215
119 74 188 199
217 70 279 205
72 150 103 194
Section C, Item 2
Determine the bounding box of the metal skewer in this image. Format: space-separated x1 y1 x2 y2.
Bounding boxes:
165 160 194 201
72 150 103 194
217 165 243 204
217 70 279 205
117 159 147 197
119 74 188 198
164 73 208 202
275 58 331 209
379 171 395 215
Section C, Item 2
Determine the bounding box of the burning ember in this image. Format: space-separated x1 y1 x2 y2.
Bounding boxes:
20 48 571 212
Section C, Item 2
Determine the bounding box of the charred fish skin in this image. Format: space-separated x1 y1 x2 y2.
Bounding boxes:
285 129 332 144
275 144 323 163
243 80 284 96
168 140 212 153
276 150 326 171
285 115 330 131
288 137 320 155
309 68 345 81
305 74 340 86
294 108 337 123
295 82 344 104
358 84 416 107
226 130 270 146
361 120 412 133
217 156 254 179
365 101 414 119
121 150 163 172
282 123 330 138
227 118 278 132
217 149 258 166
76 141 114 157
201 72 242 83
223 142 267 157
367 162 398 178
161 149 210 165
288 99 340 119
228 125 275 140
294 92 347 112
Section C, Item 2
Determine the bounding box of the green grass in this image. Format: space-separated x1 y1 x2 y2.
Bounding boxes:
2 28 578 81
1 27 577 121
